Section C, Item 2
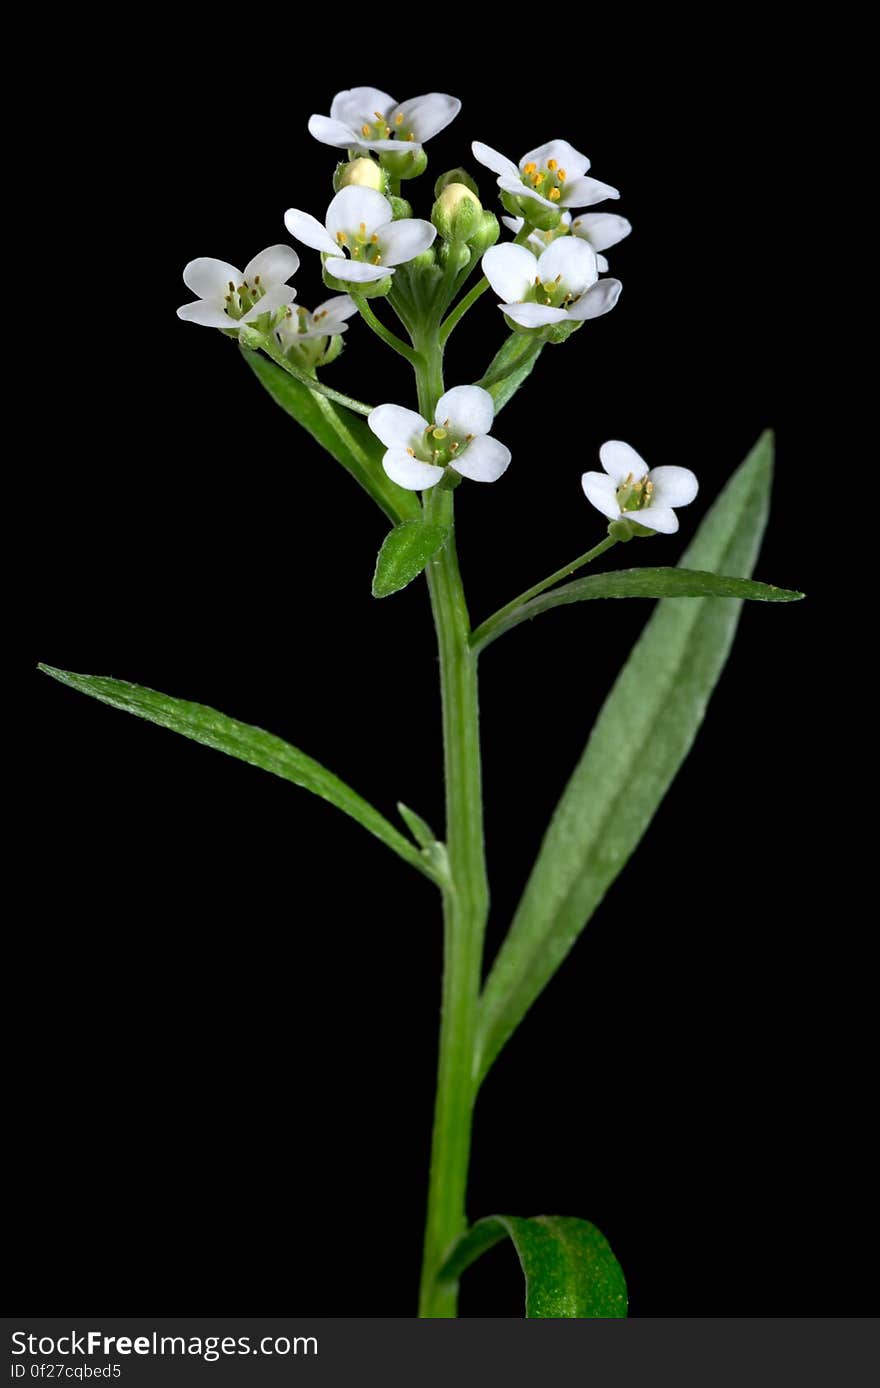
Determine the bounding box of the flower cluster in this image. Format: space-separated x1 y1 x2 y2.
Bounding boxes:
177 88 697 531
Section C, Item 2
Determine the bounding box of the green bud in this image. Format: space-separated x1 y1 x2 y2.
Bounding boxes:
380 146 428 182
434 167 480 198
439 241 471 273
408 248 438 272
387 195 413 221
608 518 636 542
469 210 500 255
432 183 482 242
334 157 386 194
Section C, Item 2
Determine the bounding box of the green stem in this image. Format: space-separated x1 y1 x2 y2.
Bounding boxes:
255 337 374 415
439 277 488 346
415 350 489 1318
470 536 618 652
352 294 419 364
251 337 371 413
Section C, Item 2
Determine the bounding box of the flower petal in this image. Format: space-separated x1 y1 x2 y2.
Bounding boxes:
435 385 494 437
596 254 609 272
482 243 537 303
379 217 437 266
283 208 338 256
183 257 242 298
472 141 520 180
368 404 429 450
648 466 699 508
501 215 524 234
326 185 392 239
243 244 300 287
383 449 445 490
638 505 679 534
452 434 511 483
308 114 358 149
325 258 394 283
599 440 649 483
519 139 590 179
539 237 598 293
395 93 461 142
499 176 555 210
570 212 632 252
566 278 622 320
581 472 621 519
240 283 296 322
330 87 396 127
501 302 568 326
561 176 620 208
176 299 236 329
312 294 359 324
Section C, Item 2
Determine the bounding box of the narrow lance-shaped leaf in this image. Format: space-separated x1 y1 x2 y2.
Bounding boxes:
477 332 545 414
438 1215 627 1318
38 665 439 884
373 521 449 598
243 348 420 525
477 431 785 1080
472 566 803 652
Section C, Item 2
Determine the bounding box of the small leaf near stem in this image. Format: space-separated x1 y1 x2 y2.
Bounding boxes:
254 334 375 415
352 293 420 364
471 537 618 650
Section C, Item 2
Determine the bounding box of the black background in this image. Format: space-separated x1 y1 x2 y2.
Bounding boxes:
23 19 866 1317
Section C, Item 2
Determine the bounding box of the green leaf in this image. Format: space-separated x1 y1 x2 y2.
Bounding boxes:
243 349 419 525
472 566 803 651
477 332 545 413
477 430 782 1079
397 801 438 849
38 665 439 884
373 520 449 598
438 1215 627 1318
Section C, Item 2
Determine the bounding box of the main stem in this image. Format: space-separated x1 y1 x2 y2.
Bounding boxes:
415 336 489 1317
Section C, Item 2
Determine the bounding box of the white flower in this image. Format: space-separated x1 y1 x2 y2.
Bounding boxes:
482 239 622 328
502 211 632 272
284 187 436 285
581 441 699 535
309 87 460 154
368 386 511 491
473 138 618 212
177 245 299 331
276 295 358 346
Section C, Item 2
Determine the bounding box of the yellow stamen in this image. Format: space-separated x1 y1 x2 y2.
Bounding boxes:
372 253 381 264
395 113 404 125
406 132 415 141
254 274 261 284
549 187 561 201
371 232 379 243
406 448 415 457
558 168 566 182
547 158 557 170
465 433 474 442
361 124 371 136
336 231 347 243
523 161 537 175
359 222 366 236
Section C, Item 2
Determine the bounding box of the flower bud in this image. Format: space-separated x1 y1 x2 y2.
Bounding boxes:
387 195 413 221
434 167 480 199
335 157 386 193
380 146 429 182
439 240 471 273
469 210 500 256
432 183 482 243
